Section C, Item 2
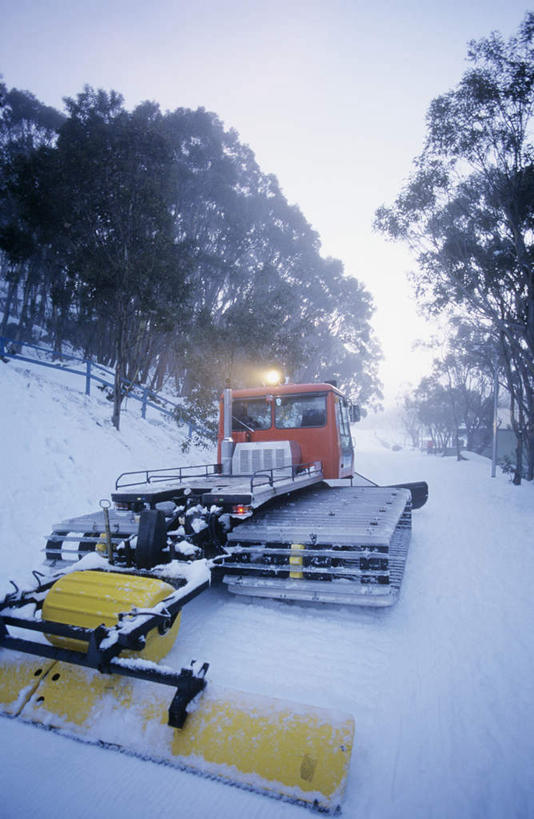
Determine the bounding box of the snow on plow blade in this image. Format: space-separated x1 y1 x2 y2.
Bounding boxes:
0 650 354 812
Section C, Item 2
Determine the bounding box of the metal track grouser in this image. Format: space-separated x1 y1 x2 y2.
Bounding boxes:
0 380 427 812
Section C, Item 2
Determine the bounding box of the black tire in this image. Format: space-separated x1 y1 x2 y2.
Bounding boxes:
135 509 167 569
207 511 225 549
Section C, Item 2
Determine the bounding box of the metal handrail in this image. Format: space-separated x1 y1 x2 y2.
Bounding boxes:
0 335 212 436
249 460 322 492
115 463 221 490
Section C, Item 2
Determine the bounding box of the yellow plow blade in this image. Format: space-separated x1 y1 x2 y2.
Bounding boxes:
0 650 56 716
0 572 354 809
6 658 354 811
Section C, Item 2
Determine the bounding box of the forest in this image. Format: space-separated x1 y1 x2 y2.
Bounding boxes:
377 13 534 482
2 13 533 482
0 84 380 429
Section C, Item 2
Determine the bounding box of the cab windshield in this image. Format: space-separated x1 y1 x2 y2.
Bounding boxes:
232 398 272 431
274 394 327 429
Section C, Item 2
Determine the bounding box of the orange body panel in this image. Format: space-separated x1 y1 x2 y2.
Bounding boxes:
217 383 354 480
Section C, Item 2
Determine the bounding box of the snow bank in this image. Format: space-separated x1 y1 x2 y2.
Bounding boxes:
0 361 215 591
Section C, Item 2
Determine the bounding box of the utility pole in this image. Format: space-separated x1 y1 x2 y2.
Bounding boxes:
491 342 499 478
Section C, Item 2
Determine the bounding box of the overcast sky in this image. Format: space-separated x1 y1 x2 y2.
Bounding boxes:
1 0 530 402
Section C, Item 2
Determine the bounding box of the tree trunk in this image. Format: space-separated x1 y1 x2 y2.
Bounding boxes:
511 398 523 486
112 320 126 431
1 276 20 337
15 269 32 342
455 428 462 461
513 434 523 485
52 305 64 358
36 280 48 330
527 429 534 482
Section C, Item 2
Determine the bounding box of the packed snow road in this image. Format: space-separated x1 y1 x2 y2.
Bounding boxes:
1 363 533 819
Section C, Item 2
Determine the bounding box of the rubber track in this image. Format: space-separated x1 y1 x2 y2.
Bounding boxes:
223 484 412 604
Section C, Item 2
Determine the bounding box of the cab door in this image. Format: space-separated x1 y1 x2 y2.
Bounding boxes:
334 396 354 477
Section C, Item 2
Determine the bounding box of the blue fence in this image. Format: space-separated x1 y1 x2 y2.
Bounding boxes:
0 336 211 438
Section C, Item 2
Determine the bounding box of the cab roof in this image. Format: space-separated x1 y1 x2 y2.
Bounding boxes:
226 383 346 399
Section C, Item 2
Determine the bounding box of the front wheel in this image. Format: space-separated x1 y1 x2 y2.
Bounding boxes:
135 509 167 569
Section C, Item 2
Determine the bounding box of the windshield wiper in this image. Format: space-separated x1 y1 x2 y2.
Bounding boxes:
232 415 255 432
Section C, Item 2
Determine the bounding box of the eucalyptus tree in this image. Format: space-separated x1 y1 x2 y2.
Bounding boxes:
0 84 64 338
433 325 495 458
160 107 382 403
1 84 382 428
52 90 193 427
375 13 534 479
411 376 456 452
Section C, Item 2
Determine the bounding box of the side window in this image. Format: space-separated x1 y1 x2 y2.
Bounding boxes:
335 398 353 450
232 399 272 431
274 394 327 429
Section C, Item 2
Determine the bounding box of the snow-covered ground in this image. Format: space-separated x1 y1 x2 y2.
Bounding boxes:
1 359 534 819
0 361 211 592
